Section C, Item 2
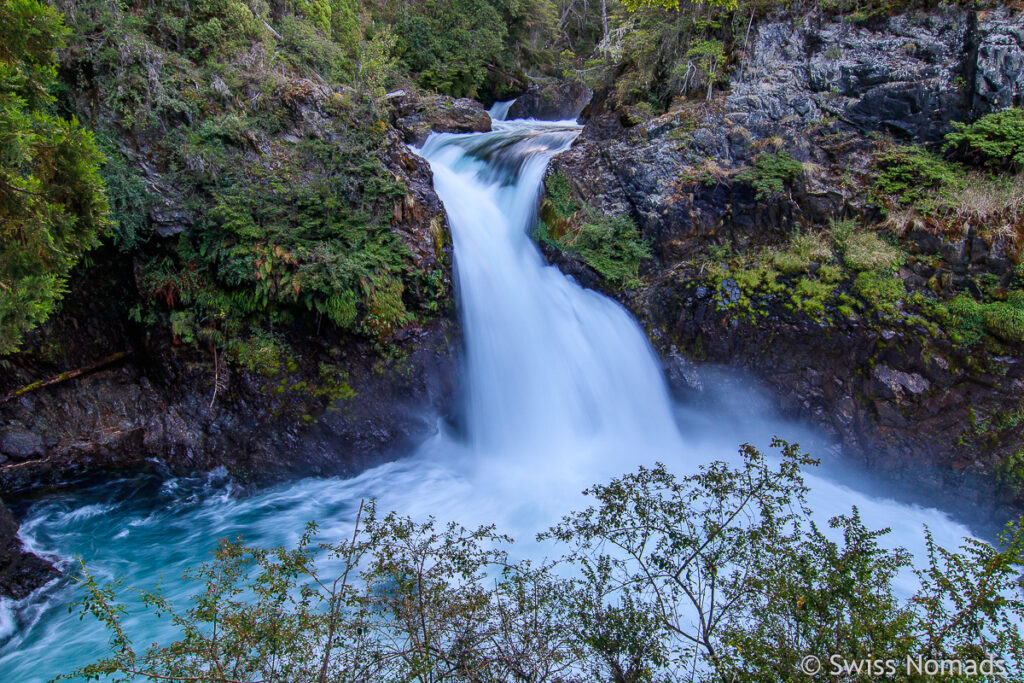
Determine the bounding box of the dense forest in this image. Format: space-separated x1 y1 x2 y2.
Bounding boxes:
7 0 1017 367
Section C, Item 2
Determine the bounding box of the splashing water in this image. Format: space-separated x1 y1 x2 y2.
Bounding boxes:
0 104 976 681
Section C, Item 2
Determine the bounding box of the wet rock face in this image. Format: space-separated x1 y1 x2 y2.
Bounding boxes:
0 499 57 600
729 7 1024 142
0 316 459 497
973 7 1024 113
642 277 1024 515
731 9 972 142
0 430 44 462
545 6 1024 517
508 81 593 121
552 5 1024 266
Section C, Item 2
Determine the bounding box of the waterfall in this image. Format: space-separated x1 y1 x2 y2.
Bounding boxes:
416 116 683 459
488 98 516 121
0 111 978 682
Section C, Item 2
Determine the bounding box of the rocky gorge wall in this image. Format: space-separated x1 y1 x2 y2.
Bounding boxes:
546 5 1024 520
0 87 497 597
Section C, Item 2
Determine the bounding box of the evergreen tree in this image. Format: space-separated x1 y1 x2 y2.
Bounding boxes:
0 0 107 355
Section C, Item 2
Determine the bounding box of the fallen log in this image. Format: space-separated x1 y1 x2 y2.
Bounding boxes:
0 350 134 406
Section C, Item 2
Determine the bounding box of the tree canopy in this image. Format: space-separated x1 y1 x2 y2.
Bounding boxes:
0 0 107 355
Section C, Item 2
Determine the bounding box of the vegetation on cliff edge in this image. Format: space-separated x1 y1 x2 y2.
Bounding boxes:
68 441 1024 682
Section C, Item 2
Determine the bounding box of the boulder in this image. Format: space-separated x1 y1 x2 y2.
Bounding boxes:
0 429 44 461
508 81 592 121
391 92 491 145
0 499 58 599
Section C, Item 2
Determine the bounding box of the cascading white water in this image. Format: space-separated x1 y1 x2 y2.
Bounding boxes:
0 106 979 681
488 98 516 122
420 118 682 459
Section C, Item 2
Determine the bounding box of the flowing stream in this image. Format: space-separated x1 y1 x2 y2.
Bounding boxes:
0 108 978 681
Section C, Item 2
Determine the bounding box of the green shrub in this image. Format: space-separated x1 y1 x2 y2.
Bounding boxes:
0 0 109 355
543 171 580 222
790 231 833 261
537 172 650 289
67 441 1024 683
942 293 986 345
570 211 652 289
998 448 1024 490
818 263 844 283
944 108 1024 172
771 250 808 275
97 136 154 252
939 292 1024 346
792 277 834 318
873 145 965 215
981 300 1024 344
276 13 354 84
395 0 507 97
227 329 291 376
740 152 804 200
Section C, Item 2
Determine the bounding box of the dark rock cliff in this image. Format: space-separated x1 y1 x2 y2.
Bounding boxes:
508 80 593 121
0 88 474 598
548 6 1024 519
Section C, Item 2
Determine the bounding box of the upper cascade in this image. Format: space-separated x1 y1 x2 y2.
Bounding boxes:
416 118 684 459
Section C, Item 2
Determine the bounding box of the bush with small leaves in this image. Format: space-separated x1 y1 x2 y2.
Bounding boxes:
944 108 1024 172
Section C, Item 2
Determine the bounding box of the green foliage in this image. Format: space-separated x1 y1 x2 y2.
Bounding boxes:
836 227 903 272
293 0 332 33
939 292 1024 346
724 509 915 679
543 170 580 221
740 151 804 201
174 130 412 343
684 39 726 96
148 0 264 61
537 171 650 289
0 0 109 355
42 0 461 364
771 231 832 276
873 145 966 215
275 13 355 84
569 211 651 289
69 441 1024 682
394 0 507 98
621 0 737 13
356 26 398 96
227 329 291 376
792 277 834 318
96 136 153 252
853 271 905 312
944 108 1024 172
998 448 1024 490
816 0 944 21
772 250 809 275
